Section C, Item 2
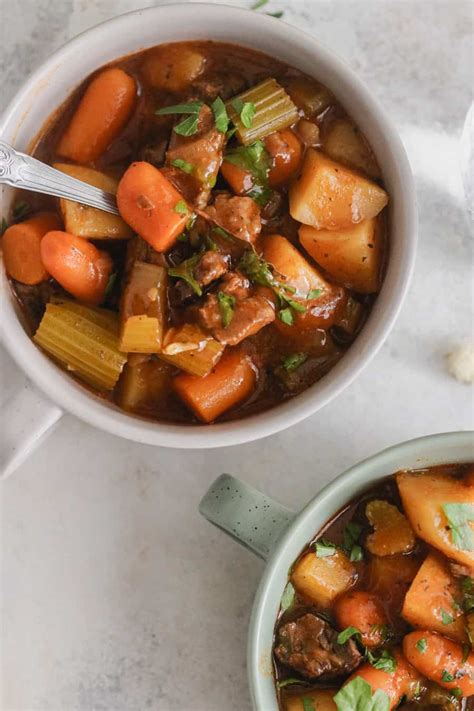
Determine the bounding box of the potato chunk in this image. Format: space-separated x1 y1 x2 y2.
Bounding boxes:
365 500 416 556
289 150 388 230
323 118 380 179
141 45 205 92
291 549 356 608
397 470 474 568
283 690 336 711
54 163 132 239
402 552 467 642
299 218 383 294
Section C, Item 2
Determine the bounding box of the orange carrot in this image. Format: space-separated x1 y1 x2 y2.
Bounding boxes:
334 590 388 648
173 349 256 422
220 160 254 196
403 630 474 696
265 128 303 187
2 212 61 284
40 230 113 304
347 651 422 709
117 161 189 252
57 68 136 163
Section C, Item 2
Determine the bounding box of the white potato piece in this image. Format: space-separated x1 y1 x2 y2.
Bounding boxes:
324 118 380 179
54 163 132 239
289 149 388 231
299 217 383 294
397 470 474 568
141 45 205 92
291 549 357 608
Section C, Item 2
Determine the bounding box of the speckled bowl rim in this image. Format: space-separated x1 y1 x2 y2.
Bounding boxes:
248 430 474 710
0 3 416 448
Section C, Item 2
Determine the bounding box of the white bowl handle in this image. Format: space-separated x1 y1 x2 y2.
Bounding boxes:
1 352 63 479
199 474 296 561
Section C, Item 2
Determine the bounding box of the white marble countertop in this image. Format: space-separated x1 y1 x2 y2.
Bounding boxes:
1 1 472 709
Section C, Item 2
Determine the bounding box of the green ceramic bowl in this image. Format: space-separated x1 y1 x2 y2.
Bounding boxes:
199 431 474 710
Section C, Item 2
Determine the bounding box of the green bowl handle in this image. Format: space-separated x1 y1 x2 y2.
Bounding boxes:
199 474 296 560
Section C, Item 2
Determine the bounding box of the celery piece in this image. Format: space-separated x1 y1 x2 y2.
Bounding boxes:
115 356 174 412
226 78 299 145
34 300 127 391
119 261 168 353
158 323 224 376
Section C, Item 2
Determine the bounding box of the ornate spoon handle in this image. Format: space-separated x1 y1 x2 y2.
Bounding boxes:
0 140 120 216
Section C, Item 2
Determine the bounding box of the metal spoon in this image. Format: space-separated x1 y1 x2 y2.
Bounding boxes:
0 140 119 216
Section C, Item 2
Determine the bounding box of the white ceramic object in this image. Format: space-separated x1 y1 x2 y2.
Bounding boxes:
200 431 474 710
0 3 416 473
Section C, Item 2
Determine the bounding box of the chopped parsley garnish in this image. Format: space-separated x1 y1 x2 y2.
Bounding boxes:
461 575 474 613
342 521 364 562
231 98 256 128
441 669 455 683
224 140 271 206
279 308 294 325
442 502 474 551
307 288 322 299
337 626 361 645
349 545 364 562
171 158 194 174
168 252 202 296
451 687 462 698
314 539 336 558
12 200 31 221
156 101 203 136
282 353 308 372
174 200 189 215
217 291 236 328
367 649 397 674
302 698 315 711
211 96 230 133
440 608 454 625
416 637 427 654
1 216 8 235
334 676 390 711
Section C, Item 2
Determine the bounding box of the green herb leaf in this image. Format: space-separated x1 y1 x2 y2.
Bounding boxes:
217 291 236 328
369 624 392 643
349 544 364 562
171 158 194 174
451 687 462 698
211 96 230 133
282 353 308 372
334 676 390 711
174 114 201 136
280 582 295 612
367 649 397 674
307 288 322 300
343 522 362 550
268 10 284 17
155 101 203 116
442 502 474 551
12 200 31 221
168 253 202 296
276 678 305 689
251 0 268 8
441 669 455 683
440 608 454 625
462 642 470 664
224 140 270 206
317 610 335 625
416 638 427 654
315 538 336 558
337 626 361 645
1 216 8 236
174 200 189 215
279 308 294 326
302 699 315 711
231 98 256 128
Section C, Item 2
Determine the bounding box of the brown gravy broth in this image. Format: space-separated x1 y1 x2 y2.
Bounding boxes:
7 41 387 424
273 464 474 710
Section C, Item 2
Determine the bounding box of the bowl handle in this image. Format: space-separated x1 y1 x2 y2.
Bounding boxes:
0 366 63 479
199 474 296 561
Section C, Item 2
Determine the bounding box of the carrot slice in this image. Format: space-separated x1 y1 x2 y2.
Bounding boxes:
2 212 61 284
334 590 388 648
220 161 254 196
57 67 136 163
265 128 303 187
173 348 256 422
40 230 113 305
346 651 422 709
117 161 189 252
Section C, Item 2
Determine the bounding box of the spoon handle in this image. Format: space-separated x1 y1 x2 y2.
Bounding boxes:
0 140 120 216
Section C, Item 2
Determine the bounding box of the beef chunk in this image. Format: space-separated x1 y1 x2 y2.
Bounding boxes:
139 138 168 167
166 105 225 208
13 281 55 331
220 272 250 301
198 291 274 346
205 193 262 244
274 613 362 680
194 251 229 287
190 72 248 102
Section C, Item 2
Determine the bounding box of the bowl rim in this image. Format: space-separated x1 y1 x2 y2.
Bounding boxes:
247 429 474 709
0 2 417 448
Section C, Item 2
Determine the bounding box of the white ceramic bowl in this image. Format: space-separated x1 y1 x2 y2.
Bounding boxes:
199 431 474 710
0 3 416 466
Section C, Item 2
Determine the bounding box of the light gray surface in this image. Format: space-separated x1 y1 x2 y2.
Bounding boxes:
1 1 473 709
